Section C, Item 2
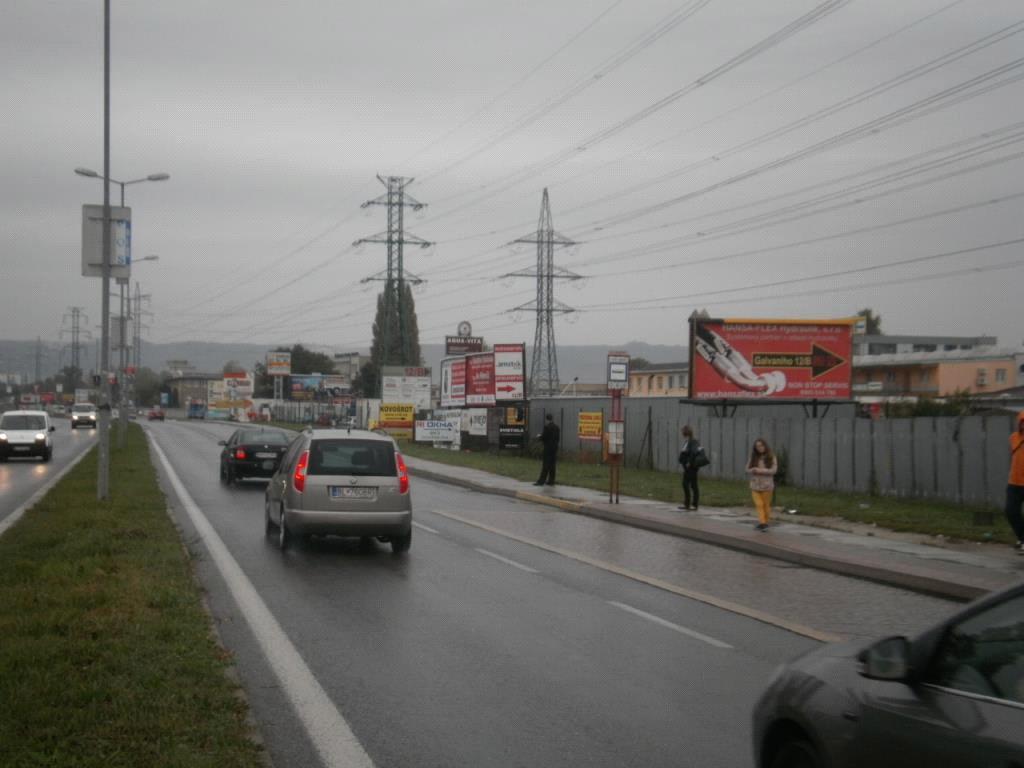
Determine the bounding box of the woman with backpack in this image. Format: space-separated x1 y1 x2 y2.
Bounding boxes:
677 425 708 510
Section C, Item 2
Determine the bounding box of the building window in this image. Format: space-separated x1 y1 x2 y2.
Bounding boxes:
885 371 897 383
656 376 663 390
919 371 930 383
996 369 1007 383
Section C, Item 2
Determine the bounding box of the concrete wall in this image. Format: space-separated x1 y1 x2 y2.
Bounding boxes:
529 397 1013 507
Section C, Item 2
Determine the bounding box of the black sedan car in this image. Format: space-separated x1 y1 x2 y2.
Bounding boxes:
218 428 292 484
753 580 1024 768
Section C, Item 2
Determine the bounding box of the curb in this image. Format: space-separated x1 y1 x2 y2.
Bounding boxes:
409 466 1003 602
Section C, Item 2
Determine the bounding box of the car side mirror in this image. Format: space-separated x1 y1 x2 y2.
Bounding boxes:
217 440 227 446
859 636 911 681
49 425 56 432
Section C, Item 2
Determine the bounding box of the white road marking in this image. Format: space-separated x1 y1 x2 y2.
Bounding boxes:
430 509 841 643
412 521 439 534
148 434 375 768
608 601 733 649
0 442 94 539
475 548 539 573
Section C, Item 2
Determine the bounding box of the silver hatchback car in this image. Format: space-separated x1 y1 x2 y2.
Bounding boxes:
264 428 412 553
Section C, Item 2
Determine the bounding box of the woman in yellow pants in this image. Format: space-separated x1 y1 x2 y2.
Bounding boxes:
746 438 778 531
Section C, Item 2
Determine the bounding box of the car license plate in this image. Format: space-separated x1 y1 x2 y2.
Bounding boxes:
330 486 377 499
255 452 276 458
13 446 29 451
261 460 275 470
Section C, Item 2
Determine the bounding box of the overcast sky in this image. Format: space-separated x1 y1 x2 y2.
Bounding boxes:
3 0 1023 357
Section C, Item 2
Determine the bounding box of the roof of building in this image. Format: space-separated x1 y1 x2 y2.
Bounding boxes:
630 361 689 374
853 334 998 346
853 346 1021 367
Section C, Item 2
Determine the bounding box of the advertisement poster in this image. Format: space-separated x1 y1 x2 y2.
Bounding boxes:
415 420 459 443
223 372 254 407
578 411 603 441
445 336 483 355
382 366 432 410
440 358 466 407
690 318 854 400
467 409 488 436
378 402 415 439
290 375 321 401
465 353 495 406
266 352 291 376
493 343 525 402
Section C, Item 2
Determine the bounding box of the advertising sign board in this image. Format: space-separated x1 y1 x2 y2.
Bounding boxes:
415 419 459 443
445 336 483 355
81 205 132 280
290 375 320 401
379 402 415 439
578 411 603 441
440 357 466 407
689 317 854 400
222 372 253 407
382 366 432 410
493 343 525 402
266 352 291 376
467 409 488 436
465 353 495 406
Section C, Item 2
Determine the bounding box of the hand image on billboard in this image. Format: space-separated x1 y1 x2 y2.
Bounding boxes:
694 324 786 396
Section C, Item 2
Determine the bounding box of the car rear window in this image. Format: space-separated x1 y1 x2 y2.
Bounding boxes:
307 439 396 476
239 430 289 445
1 415 46 430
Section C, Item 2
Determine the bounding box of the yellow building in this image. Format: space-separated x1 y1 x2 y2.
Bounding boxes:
627 362 689 397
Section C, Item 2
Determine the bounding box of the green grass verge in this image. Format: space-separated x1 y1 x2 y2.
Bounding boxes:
0 424 265 768
398 441 1012 545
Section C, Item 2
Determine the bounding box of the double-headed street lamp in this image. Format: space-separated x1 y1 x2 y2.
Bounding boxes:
74 167 170 207
75 167 169 448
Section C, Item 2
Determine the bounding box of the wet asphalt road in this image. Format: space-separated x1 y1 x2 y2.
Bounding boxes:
147 420 960 768
0 418 96 525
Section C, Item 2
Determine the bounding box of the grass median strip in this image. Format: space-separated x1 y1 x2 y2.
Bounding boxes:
0 425 265 768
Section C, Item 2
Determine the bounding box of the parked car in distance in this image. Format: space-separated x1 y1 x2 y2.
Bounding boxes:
753 580 1024 768
219 427 291 484
264 428 411 552
147 407 165 421
70 402 97 429
0 410 56 462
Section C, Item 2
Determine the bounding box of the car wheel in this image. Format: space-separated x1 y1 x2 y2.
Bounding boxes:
219 462 227 484
277 506 290 550
390 529 412 554
42 448 52 462
770 739 819 768
226 465 236 485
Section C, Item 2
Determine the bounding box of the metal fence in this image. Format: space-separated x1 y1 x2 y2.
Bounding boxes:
530 397 1014 508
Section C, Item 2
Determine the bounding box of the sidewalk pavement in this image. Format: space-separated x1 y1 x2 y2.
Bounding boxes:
406 456 1024 602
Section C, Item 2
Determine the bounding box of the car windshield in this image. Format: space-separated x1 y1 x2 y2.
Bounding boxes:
307 439 396 476
238 430 289 445
1 415 46 430
73 404 94 412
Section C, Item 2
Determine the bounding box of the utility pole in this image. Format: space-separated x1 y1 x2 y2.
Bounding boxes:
503 188 582 398
34 337 42 385
354 175 432 387
60 307 90 390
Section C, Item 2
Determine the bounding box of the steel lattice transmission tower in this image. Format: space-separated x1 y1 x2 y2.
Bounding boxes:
503 188 582 397
354 175 433 367
60 307 90 385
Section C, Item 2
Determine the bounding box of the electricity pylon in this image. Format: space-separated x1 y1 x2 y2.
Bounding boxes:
503 188 582 397
354 175 433 369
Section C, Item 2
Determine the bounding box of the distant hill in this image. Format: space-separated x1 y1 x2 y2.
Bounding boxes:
1 338 686 385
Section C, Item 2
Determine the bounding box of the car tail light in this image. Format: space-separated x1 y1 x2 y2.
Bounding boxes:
293 450 309 493
396 451 409 495
235 448 247 460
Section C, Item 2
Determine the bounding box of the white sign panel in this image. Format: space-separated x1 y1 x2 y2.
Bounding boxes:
266 352 291 376
467 409 488 436
383 376 431 410
82 205 132 279
493 343 525 402
607 352 631 391
440 357 466 408
415 419 459 443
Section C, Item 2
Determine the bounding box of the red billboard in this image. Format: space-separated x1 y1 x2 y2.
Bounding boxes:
690 317 854 400
465 352 496 406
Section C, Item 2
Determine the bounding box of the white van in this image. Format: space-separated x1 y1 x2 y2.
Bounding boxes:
0 410 56 462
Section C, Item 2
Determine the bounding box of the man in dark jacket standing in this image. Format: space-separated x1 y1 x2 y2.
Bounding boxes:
534 414 561 486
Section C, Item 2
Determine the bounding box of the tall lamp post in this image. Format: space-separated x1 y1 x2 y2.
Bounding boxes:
75 168 168 443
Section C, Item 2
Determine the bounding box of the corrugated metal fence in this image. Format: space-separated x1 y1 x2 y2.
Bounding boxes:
530 398 1014 508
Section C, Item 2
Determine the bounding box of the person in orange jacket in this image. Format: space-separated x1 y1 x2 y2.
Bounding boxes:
1007 410 1024 554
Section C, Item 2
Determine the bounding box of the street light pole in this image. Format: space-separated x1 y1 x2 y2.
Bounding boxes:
98 0 111 500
